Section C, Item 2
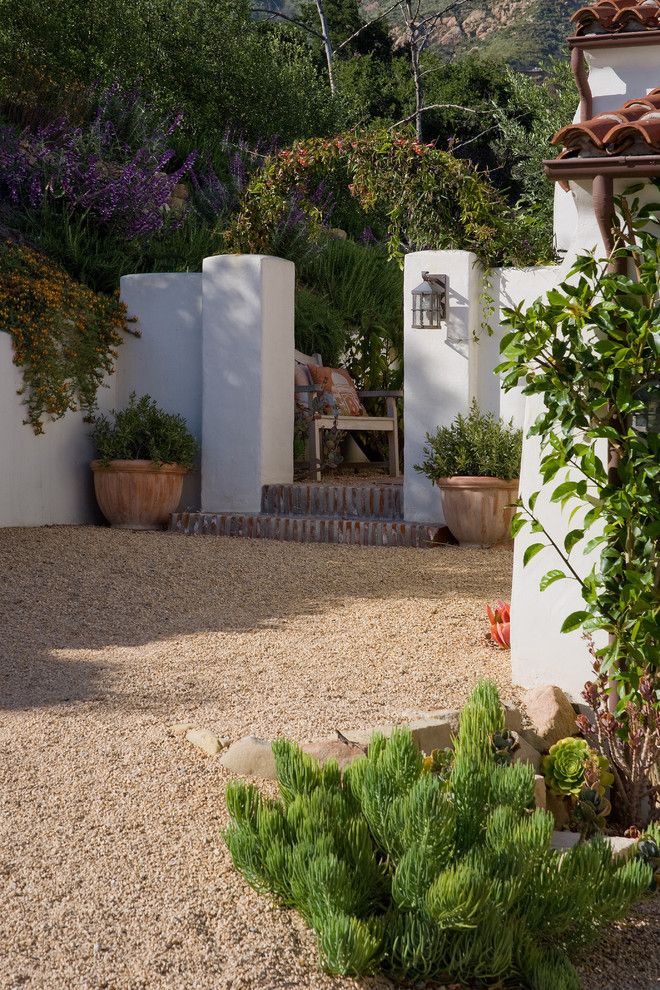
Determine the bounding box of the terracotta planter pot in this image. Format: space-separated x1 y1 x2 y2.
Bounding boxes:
91 459 187 530
437 476 519 548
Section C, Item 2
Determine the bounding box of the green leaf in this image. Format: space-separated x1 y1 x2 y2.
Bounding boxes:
523 542 546 566
560 611 591 634
564 529 584 554
540 569 567 592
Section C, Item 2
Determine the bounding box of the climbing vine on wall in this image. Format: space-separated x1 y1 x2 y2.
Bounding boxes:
224 131 545 269
0 240 128 433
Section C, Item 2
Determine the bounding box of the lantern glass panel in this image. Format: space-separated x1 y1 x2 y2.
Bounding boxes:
411 273 447 329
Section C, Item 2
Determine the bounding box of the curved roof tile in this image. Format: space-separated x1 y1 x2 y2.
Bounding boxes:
551 88 660 156
571 0 660 35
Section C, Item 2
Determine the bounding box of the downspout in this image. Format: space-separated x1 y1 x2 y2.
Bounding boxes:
571 47 593 123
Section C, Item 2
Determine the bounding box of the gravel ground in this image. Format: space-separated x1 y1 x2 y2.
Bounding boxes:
0 526 657 990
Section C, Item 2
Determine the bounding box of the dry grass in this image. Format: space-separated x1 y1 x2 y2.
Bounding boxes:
0 526 656 990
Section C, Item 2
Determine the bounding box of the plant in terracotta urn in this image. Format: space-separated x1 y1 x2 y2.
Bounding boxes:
415 401 522 547
90 393 198 529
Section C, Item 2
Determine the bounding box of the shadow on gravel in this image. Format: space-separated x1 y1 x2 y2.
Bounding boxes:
0 525 512 712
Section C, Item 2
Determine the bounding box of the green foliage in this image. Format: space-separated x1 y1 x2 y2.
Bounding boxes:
543 737 614 798
493 60 577 258
0 0 338 143
91 393 198 468
415 400 522 481
298 237 403 390
224 680 651 987
499 189 660 826
226 130 549 269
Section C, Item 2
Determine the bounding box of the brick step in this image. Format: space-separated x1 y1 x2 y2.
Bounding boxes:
170 512 439 548
261 482 403 520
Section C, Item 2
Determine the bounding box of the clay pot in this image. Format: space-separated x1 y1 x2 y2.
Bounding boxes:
91 459 187 529
437 476 519 547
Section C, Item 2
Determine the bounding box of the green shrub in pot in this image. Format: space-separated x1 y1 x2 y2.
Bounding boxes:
92 393 198 469
415 400 522 482
90 393 198 529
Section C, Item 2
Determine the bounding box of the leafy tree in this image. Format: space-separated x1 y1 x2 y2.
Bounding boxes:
0 0 338 142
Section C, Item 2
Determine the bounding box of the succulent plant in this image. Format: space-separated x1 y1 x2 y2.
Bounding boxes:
543 737 614 799
635 835 660 891
486 601 510 649
492 730 516 766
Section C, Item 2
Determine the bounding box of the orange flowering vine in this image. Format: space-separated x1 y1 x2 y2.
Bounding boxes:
0 240 130 433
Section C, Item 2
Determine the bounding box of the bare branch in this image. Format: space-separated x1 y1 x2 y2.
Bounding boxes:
250 8 325 40
389 103 484 129
336 0 402 51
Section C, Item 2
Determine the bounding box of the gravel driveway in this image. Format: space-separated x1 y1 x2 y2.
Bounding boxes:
0 527 656 989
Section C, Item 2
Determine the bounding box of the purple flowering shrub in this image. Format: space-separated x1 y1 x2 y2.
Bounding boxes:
0 84 196 243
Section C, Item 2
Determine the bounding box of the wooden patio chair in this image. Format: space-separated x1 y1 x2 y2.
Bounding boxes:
294 349 402 482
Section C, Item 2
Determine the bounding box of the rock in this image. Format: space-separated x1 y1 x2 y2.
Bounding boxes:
547 791 571 829
534 774 546 810
606 835 638 860
342 714 457 755
511 731 542 772
301 736 366 770
218 735 277 779
551 830 581 851
185 728 223 757
550 832 637 858
341 724 396 749
502 703 524 735
167 721 197 736
523 685 578 750
409 717 454 753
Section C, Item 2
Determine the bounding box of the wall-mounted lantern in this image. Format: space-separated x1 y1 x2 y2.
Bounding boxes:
632 380 660 434
411 272 448 329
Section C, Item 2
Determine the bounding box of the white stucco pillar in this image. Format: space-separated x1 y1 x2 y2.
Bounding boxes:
201 255 294 512
403 250 483 523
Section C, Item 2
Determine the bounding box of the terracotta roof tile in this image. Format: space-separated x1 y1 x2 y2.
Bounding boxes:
571 0 660 35
551 88 660 156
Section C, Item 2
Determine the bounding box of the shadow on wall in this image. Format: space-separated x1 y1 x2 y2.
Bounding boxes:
0 526 512 713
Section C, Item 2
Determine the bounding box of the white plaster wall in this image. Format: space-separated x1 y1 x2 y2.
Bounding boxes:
119 273 203 510
201 255 294 513
585 46 660 114
403 251 482 524
0 332 116 526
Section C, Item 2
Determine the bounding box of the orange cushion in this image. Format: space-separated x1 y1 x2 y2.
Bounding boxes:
308 365 366 417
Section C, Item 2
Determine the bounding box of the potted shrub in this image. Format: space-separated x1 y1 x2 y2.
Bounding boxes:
90 393 198 529
415 401 522 547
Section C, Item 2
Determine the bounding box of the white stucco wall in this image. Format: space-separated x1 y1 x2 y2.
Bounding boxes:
403 251 483 524
119 273 203 510
201 255 294 513
0 332 116 526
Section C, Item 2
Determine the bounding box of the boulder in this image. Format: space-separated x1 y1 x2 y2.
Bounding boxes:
511 731 542 772
547 791 571 829
218 735 277 779
301 736 366 770
502 703 524 735
341 713 457 755
185 728 225 757
534 774 547 810
523 685 578 750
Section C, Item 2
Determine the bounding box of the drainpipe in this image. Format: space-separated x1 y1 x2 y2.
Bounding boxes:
571 47 593 123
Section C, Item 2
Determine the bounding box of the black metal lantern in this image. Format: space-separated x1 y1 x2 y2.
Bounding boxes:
632 380 660 434
411 272 448 329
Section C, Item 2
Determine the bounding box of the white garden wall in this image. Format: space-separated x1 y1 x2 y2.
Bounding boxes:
0 256 293 528
0 332 116 526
